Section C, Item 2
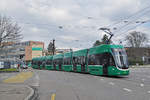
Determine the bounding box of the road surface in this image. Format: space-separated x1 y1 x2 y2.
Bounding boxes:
25 68 150 100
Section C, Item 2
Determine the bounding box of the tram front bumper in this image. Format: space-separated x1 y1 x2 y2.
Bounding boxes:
108 66 129 76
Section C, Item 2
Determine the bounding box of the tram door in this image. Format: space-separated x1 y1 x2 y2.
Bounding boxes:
81 64 85 72
53 62 56 70
59 64 61 70
81 57 86 72
73 64 77 71
38 61 41 69
103 53 109 75
73 57 77 72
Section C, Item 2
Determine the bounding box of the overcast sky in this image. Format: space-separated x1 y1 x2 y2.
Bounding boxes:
0 0 150 50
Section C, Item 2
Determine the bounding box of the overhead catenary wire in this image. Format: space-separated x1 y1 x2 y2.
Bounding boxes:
7 1 150 48
112 19 150 43
115 19 150 37
100 6 150 44
104 4 150 28
112 9 150 35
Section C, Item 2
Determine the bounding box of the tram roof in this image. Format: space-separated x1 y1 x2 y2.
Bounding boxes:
53 53 64 59
46 56 53 60
64 52 72 58
88 44 124 55
73 49 88 57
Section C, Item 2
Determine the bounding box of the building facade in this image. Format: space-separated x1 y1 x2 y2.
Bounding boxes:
0 41 44 63
55 49 71 54
43 48 72 56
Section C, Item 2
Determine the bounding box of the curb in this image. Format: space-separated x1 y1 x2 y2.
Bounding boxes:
130 66 150 68
0 71 19 73
24 86 34 100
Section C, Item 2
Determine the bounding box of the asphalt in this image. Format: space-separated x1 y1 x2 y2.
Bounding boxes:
0 84 31 100
0 69 35 100
30 67 150 100
1 67 150 100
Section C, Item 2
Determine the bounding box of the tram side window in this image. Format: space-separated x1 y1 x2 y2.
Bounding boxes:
96 54 103 65
63 58 66 65
68 58 71 65
80 56 85 65
60 59 63 64
42 61 46 66
55 58 63 65
88 55 96 65
64 58 71 65
36 61 39 65
53 60 56 65
34 61 36 65
77 57 81 65
63 58 67 65
33 61 37 65
73 56 85 65
37 61 41 65
32 61 34 65
46 60 52 65
73 57 78 65
73 57 76 64
88 53 115 66
35 61 37 65
40 61 42 65
54 59 57 65
88 54 103 65
55 59 58 65
109 54 115 66
75 57 80 65
100 53 115 66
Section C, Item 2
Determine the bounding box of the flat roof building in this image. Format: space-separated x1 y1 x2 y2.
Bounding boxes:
0 41 44 62
125 47 150 64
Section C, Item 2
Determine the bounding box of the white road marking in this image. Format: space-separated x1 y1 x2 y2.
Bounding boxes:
100 79 104 81
147 91 150 94
109 82 115 85
140 84 144 87
142 79 145 81
123 88 132 92
32 74 40 87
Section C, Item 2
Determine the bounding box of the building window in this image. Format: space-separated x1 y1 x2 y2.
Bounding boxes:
20 48 25 51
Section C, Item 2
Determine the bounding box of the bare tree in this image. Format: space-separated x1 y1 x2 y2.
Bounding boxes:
0 15 22 48
125 31 148 47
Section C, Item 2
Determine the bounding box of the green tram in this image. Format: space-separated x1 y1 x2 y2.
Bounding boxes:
32 44 129 76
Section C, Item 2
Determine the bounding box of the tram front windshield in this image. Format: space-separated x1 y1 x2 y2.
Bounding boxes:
112 48 129 69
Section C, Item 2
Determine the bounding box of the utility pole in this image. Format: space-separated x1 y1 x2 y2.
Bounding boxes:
52 39 55 55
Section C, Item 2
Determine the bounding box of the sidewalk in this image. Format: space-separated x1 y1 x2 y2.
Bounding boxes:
0 84 32 100
130 64 150 68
